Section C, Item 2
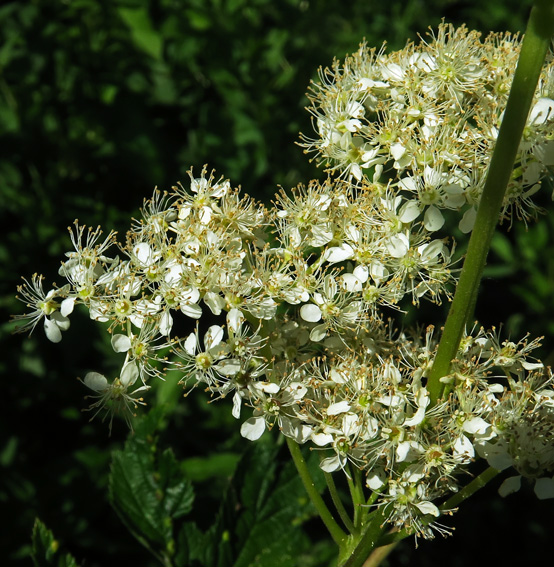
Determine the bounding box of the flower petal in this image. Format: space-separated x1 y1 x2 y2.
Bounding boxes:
111 334 132 353
300 303 322 323
415 501 440 517
498 475 521 497
205 325 224 350
44 318 62 343
120 361 139 387
534 477 554 500
84 372 108 392
327 401 351 415
240 416 266 440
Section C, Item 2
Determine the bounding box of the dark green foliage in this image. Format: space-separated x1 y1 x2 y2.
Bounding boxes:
108 408 332 567
481 206 554 349
109 408 195 561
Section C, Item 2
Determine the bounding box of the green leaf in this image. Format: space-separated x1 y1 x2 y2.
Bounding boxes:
108 409 194 560
175 521 219 567
185 9 212 31
158 448 195 520
180 438 323 567
232 445 322 567
118 6 163 60
170 441 325 567
31 519 79 567
234 440 280 513
490 232 515 264
110 445 170 549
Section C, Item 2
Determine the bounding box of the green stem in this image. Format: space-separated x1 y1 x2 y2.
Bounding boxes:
349 464 366 528
440 466 500 511
286 438 347 545
340 507 387 567
324 470 357 534
427 0 554 404
346 463 365 533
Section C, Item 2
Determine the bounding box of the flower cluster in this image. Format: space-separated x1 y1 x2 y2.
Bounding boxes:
14 22 554 540
14 167 554 536
301 23 554 232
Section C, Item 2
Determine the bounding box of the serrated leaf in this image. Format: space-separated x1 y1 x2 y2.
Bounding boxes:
175 521 206 566
262 449 325 521
31 519 79 567
110 447 170 548
232 448 323 567
233 505 308 567
175 521 228 567
196 439 323 567
235 441 279 513
109 411 194 559
158 449 194 519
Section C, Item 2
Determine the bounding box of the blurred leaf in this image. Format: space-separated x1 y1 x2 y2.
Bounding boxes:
185 9 212 31
181 452 241 482
31 519 79 567
490 232 515 264
118 7 163 60
0 436 18 467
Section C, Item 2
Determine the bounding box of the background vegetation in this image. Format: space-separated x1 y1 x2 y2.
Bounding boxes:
2 0 553 565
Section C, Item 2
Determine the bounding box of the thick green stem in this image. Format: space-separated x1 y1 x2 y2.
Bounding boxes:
340 507 387 567
286 438 347 545
427 0 554 404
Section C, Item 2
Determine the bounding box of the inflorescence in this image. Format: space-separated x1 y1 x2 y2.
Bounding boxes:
14 23 554 539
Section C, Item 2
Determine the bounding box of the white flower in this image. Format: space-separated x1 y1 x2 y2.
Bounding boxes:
300 275 363 341
81 366 149 432
13 275 71 343
174 325 229 386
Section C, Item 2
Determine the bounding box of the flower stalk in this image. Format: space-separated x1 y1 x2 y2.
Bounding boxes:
324 470 357 534
427 0 554 404
286 438 347 545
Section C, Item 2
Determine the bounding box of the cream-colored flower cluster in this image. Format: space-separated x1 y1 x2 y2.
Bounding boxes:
15 167 554 537
14 23 554 539
301 23 554 232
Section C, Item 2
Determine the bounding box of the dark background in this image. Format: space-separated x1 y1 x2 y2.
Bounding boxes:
1 0 553 565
